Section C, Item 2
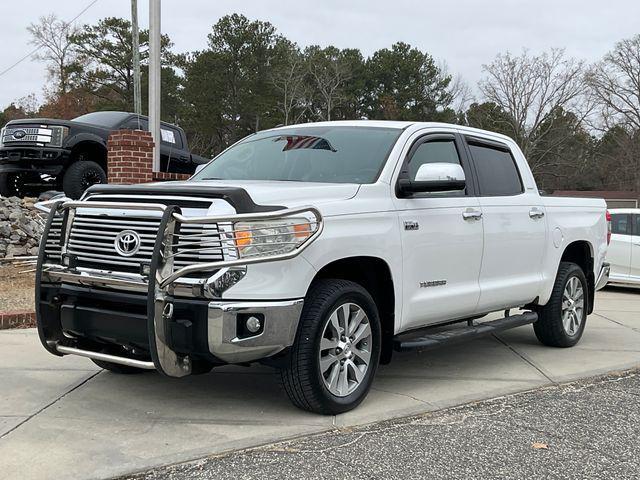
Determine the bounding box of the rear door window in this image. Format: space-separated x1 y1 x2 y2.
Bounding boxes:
467 140 523 196
612 214 632 235
160 126 183 149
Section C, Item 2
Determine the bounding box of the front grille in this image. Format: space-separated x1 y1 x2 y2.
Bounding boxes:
2 127 53 145
66 212 227 275
44 216 63 262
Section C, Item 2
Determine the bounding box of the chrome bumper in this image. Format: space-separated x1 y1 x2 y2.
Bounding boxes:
595 262 610 291
208 299 304 363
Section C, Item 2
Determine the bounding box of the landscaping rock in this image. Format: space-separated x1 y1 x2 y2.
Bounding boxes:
0 197 45 259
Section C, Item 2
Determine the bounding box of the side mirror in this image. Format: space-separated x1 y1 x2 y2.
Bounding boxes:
194 164 207 175
398 162 466 195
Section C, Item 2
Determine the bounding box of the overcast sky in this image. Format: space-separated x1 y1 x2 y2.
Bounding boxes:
1 0 639 108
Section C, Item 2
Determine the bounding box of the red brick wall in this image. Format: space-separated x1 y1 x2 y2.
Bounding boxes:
0 310 35 329
153 171 191 181
107 129 192 184
107 129 155 184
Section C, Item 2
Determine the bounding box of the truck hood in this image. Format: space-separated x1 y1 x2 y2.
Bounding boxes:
164 180 359 207
85 180 360 212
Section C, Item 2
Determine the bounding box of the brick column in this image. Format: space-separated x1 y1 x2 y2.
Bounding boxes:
107 129 154 184
107 129 192 184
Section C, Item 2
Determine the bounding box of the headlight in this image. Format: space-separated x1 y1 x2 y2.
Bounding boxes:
0 127 5 147
233 217 318 259
49 126 69 147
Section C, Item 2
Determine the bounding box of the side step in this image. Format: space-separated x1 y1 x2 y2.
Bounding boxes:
393 311 538 352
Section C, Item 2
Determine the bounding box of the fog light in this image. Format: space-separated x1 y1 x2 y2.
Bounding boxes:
245 316 262 334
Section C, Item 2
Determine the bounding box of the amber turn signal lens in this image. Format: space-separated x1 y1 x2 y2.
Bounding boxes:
235 229 252 249
293 223 312 239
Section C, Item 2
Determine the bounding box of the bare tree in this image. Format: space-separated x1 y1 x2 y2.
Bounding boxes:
28 14 81 95
586 34 640 131
478 48 586 168
438 60 473 114
271 56 308 125
306 48 351 121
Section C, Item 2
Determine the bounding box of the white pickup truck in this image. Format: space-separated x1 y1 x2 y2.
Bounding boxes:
35 121 610 414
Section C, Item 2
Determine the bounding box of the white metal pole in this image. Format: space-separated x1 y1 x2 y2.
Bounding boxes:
131 0 142 116
148 0 161 171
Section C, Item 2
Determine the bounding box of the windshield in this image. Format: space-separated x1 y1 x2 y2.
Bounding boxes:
192 126 402 184
73 111 130 127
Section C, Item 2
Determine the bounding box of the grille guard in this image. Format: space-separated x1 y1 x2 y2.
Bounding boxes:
35 199 323 376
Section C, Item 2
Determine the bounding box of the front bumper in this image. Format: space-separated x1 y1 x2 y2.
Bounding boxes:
0 146 70 175
36 199 321 377
595 262 610 291
208 300 303 363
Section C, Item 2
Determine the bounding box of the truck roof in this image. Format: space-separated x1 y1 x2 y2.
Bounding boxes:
266 120 516 144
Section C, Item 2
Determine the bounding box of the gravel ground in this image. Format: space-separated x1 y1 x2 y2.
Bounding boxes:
123 369 640 480
0 265 35 311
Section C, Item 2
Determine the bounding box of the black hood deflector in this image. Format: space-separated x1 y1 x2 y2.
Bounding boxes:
84 183 285 213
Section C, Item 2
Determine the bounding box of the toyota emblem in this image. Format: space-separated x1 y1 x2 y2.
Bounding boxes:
114 230 141 257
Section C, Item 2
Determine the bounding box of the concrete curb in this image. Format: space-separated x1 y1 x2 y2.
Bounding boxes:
0 309 36 329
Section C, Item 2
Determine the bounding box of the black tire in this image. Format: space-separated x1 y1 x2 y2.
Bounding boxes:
91 359 149 374
0 172 41 198
280 279 381 414
62 161 106 199
534 262 588 347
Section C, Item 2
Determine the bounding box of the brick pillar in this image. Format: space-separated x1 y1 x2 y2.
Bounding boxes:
107 129 154 184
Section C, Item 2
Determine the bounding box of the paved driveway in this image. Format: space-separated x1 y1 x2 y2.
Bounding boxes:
1 288 639 480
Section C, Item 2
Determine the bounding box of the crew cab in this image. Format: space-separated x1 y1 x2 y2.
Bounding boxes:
35 121 610 414
0 111 209 199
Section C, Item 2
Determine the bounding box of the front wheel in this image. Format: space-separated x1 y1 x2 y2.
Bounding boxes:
0 172 41 198
534 262 588 347
280 279 381 414
62 161 107 199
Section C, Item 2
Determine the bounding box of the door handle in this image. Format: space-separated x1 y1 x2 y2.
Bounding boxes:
462 209 482 221
529 208 545 219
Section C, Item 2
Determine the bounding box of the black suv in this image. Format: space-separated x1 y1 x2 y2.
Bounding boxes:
0 111 209 199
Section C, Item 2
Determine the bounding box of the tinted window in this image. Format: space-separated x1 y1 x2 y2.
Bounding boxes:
469 143 523 196
408 140 461 180
193 126 402 184
612 214 631 235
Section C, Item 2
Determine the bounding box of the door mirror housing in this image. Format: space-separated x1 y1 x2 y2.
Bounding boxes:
398 162 466 195
194 163 207 175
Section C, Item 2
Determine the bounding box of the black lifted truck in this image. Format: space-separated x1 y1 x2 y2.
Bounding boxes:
0 111 209 199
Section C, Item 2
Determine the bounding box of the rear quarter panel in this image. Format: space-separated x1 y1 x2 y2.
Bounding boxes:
539 196 608 304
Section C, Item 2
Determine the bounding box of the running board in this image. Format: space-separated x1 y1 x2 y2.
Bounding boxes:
393 312 538 352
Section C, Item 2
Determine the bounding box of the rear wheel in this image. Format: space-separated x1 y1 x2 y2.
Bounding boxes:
280 279 381 414
62 161 106 199
534 262 588 347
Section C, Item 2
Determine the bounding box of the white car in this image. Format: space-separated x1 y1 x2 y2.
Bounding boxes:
606 208 640 287
34 121 610 414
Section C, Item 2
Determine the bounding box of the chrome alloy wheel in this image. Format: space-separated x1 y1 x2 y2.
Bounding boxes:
318 302 372 397
562 276 584 336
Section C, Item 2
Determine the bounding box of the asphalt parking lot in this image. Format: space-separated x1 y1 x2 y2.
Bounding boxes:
126 370 640 480
1 287 639 480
